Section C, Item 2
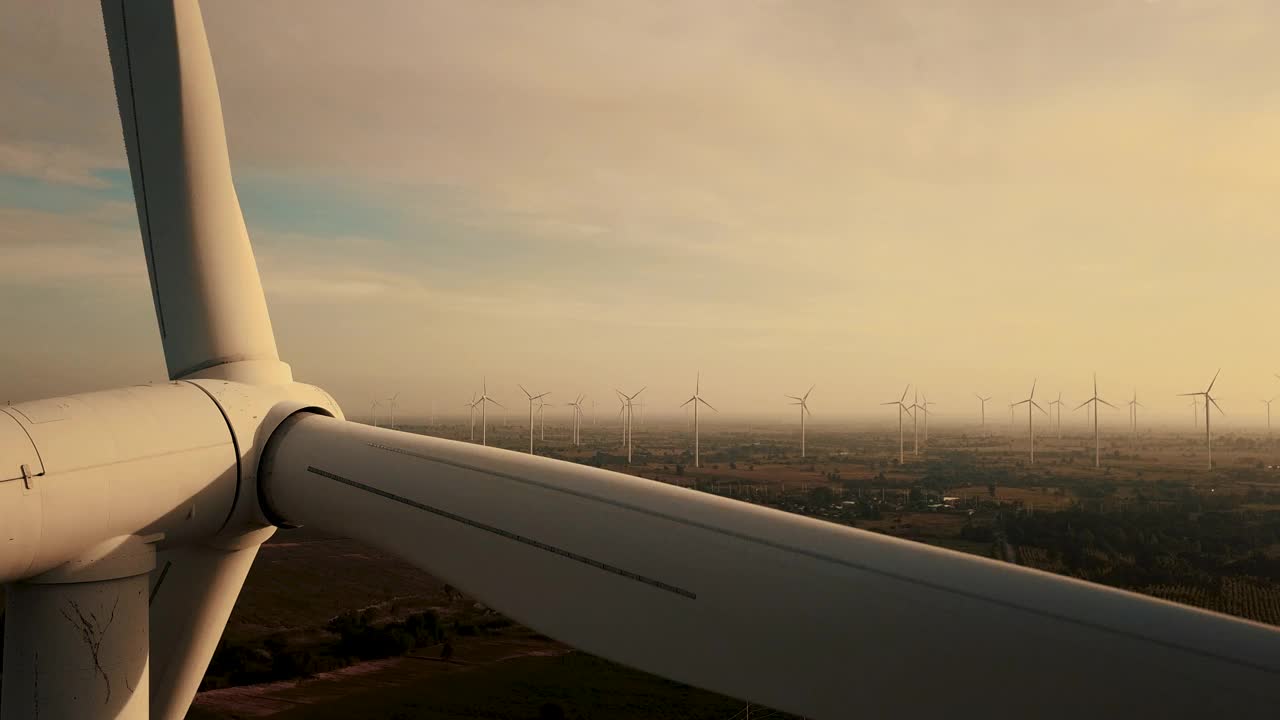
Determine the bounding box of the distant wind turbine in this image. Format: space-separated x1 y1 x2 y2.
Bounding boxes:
384 392 401 431
1179 370 1224 470
883 385 913 464
1262 397 1277 435
681 373 717 468
1128 390 1144 448
1048 392 1064 440
475 378 503 447
908 389 924 456
1075 373 1116 468
370 398 381 428
537 396 550 441
569 394 585 445
921 392 936 446
465 393 478 441
618 387 646 464
785 386 815 458
1012 380 1048 464
519 384 550 454
974 394 991 436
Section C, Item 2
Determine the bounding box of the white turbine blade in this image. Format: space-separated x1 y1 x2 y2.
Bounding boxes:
1210 396 1225 415
681 397 696 408
1207 368 1222 394
1013 399 1030 407
103 0 281 381
519 384 532 399
784 395 802 402
804 385 815 401
699 397 718 412
1098 399 1118 409
1033 402 1048 415
1176 392 1202 397
1073 399 1092 411
261 415 1280 719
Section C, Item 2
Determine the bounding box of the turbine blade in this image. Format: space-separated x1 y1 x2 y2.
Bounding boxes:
699 397 719 412
1099 399 1118 409
1210 396 1225 415
681 397 696 408
1207 368 1221 394
102 0 281 381
261 415 1280 719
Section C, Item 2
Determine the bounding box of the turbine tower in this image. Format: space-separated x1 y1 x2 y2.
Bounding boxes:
1075 373 1116 468
883 385 913 464
681 373 717 468
1179 370 1224 470
2 5 1275 718
1263 397 1277 436
785 385 815 458
1011 380 1048 464
519 385 550 454
475 379 503 447
974 394 991 437
369 398 381 428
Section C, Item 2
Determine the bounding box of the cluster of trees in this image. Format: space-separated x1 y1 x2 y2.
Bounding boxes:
201 608 516 690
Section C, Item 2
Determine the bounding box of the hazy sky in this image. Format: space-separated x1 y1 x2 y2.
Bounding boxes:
2 0 1278 427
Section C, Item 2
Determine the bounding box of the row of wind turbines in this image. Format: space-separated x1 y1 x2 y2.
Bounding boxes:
374 371 1278 474
964 370 1279 470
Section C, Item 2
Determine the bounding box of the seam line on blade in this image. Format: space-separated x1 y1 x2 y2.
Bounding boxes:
305 466 696 600
149 560 173 605
366 442 1279 676
118 0 165 340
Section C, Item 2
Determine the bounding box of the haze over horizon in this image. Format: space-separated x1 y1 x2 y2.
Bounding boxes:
3 0 1278 424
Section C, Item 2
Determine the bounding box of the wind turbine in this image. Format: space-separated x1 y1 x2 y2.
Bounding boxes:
465 393 478 441
1075 373 1117 468
1191 396 1200 429
537 396 550 441
519 385 550 455
4 6 1275 718
920 392 936 446
1263 397 1277 435
618 387 646 464
384 392 401 431
785 385 815 458
908 389 923 456
1128 390 1144 448
974 394 991 436
883 385 913 464
1048 392 1064 440
1179 370 1224 470
681 373 717 468
1011 380 1048 464
370 398 381 428
475 378 503 447
568 394 585 446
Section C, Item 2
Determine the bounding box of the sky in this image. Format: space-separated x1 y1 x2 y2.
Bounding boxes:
2 0 1279 428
